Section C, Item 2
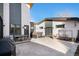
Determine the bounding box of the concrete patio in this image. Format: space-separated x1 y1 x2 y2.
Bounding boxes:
16 37 78 56
16 42 65 56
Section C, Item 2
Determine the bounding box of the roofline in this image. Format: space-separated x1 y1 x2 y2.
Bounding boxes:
36 17 79 25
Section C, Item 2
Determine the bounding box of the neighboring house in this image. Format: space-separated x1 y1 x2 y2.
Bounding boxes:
30 22 43 38
35 19 52 37
35 17 79 40
0 3 31 39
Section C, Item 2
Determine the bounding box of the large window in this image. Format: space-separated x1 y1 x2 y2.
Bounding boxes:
10 3 21 35
56 24 65 28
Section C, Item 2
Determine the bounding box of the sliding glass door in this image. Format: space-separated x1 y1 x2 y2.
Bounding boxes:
9 3 21 35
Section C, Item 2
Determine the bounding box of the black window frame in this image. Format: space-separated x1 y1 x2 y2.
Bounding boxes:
56 24 65 28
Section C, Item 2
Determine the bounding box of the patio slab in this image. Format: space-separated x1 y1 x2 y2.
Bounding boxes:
31 37 78 56
16 42 65 56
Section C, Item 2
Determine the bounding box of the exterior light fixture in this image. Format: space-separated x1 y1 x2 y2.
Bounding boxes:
23 25 27 29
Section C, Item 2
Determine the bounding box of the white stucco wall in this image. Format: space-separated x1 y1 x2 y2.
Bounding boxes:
21 3 31 37
3 3 10 37
35 22 45 36
52 21 79 39
65 21 79 38
3 3 31 38
52 21 65 37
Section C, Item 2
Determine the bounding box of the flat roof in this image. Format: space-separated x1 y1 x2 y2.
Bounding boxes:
36 17 79 25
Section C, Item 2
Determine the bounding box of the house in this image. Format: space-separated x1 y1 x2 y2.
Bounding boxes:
0 3 31 39
35 17 79 40
35 18 52 37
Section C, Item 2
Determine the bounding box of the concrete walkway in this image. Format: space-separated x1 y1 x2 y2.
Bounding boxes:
31 37 78 56
16 42 65 56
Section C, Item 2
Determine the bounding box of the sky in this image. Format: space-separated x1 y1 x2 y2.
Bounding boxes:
30 3 79 22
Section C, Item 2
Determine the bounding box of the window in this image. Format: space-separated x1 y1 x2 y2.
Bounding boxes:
45 21 52 27
10 3 21 35
40 27 43 29
10 24 21 35
56 24 65 28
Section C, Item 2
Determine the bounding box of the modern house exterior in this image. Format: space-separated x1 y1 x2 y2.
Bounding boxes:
35 17 79 40
0 3 31 39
